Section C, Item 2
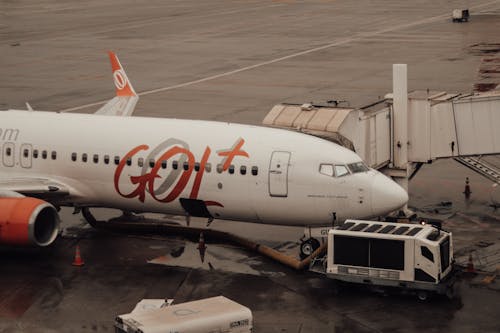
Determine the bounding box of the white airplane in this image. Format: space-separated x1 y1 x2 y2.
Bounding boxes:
0 52 408 256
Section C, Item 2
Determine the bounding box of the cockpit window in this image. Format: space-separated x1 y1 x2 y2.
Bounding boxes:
319 164 334 177
335 165 349 177
347 162 369 174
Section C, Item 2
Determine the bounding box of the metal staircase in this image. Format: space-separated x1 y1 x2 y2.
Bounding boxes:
454 156 500 183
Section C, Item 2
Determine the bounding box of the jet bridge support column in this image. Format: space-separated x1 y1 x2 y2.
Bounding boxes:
392 64 410 205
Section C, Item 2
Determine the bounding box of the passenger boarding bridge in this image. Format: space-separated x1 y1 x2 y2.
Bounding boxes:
263 65 500 194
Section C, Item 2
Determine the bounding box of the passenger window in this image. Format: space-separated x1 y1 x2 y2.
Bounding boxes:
194 162 200 172
104 155 110 165
240 166 247 175
33 149 38 159
335 165 349 177
93 154 99 163
42 150 48 159
138 157 144 167
82 153 88 163
23 149 29 158
172 161 178 170
251 166 258 176
319 164 334 177
126 157 132 166
71 152 77 162
51 151 57 160
114 156 120 165
421 246 434 262
149 159 155 168
228 165 235 174
183 162 189 171
161 160 167 169
216 164 223 173
205 163 212 172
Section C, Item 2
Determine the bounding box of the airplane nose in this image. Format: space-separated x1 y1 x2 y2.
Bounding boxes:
371 172 408 216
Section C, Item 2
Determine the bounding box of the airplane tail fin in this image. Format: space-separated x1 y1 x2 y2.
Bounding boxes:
95 51 138 116
108 51 137 97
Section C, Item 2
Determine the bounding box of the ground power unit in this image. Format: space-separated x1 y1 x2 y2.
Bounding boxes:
310 219 456 300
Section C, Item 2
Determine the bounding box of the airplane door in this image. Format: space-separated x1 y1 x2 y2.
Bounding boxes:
269 151 291 197
20 143 33 168
2 142 15 167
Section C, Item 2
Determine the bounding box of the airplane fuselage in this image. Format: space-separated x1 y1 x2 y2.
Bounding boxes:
0 110 407 227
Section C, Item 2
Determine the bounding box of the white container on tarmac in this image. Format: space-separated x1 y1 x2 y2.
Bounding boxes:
115 296 253 333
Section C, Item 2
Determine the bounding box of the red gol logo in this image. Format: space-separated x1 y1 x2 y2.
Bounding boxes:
113 138 249 207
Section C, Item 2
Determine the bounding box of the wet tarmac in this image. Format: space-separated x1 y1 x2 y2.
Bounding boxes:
2 0 500 332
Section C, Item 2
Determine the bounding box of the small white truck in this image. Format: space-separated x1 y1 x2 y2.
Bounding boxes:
115 296 252 333
309 220 456 300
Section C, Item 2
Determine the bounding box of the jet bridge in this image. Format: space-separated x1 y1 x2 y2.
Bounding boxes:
263 65 500 194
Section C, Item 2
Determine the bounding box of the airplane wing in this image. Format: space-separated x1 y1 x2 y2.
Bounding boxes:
0 177 71 198
95 51 139 117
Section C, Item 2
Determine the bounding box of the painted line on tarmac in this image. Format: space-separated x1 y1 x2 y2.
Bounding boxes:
60 0 500 113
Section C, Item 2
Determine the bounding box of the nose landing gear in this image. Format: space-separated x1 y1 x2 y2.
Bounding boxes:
300 238 321 259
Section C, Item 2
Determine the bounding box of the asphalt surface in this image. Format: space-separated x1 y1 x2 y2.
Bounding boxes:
1 0 500 332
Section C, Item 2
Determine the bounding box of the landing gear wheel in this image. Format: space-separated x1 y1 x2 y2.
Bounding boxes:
300 238 320 259
417 291 429 301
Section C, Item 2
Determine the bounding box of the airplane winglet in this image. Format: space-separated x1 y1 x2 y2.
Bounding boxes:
108 51 137 97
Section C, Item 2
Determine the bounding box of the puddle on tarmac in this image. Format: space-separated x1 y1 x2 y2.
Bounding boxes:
148 242 286 277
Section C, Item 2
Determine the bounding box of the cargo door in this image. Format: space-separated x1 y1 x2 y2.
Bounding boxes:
269 151 290 197
2 142 15 167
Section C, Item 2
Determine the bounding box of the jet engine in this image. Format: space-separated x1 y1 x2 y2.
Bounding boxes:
0 197 60 246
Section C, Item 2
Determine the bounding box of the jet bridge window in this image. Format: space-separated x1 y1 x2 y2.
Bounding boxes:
421 246 434 262
334 165 349 177
347 162 369 174
71 153 77 162
319 164 334 177
251 166 258 176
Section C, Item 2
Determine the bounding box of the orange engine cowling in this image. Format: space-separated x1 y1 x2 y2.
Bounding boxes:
0 197 60 246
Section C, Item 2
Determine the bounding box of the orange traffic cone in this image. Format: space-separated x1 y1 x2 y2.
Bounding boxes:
464 177 471 198
466 253 475 273
72 245 85 266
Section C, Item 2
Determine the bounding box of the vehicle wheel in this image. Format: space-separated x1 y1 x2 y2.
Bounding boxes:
300 238 320 259
417 291 429 301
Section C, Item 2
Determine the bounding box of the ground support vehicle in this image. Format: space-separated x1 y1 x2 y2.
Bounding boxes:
309 220 457 300
115 296 252 333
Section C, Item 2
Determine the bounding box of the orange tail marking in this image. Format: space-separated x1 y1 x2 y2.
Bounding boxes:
108 51 136 97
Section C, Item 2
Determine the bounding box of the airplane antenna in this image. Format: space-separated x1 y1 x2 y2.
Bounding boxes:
25 102 34 111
